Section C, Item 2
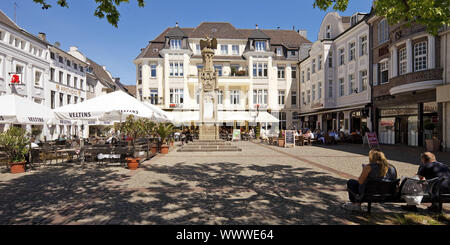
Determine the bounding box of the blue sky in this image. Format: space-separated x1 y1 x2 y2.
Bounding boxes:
1 0 373 85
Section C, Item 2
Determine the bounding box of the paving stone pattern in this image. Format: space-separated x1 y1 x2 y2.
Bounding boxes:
0 141 448 225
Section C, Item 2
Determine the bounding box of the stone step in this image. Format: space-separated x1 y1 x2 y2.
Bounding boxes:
177 147 242 152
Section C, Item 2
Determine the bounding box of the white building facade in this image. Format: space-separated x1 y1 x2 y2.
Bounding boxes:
0 11 50 137
299 12 371 133
134 22 311 129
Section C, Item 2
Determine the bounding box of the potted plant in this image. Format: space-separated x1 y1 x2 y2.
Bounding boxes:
278 129 285 147
0 127 30 174
156 123 174 154
140 118 157 154
120 115 145 170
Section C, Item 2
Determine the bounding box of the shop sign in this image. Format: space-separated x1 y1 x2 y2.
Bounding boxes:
380 119 395 127
380 108 417 117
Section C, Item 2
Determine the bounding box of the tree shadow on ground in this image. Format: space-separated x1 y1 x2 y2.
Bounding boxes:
0 161 436 225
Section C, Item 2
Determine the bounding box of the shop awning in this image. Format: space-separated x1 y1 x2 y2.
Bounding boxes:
166 111 279 124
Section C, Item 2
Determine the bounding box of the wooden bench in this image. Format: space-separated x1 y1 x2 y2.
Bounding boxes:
348 178 450 214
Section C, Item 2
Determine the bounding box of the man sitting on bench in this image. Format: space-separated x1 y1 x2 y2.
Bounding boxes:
342 148 398 211
403 152 450 212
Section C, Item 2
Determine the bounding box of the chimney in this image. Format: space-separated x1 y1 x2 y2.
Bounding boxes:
255 24 259 30
298 30 307 39
38 32 46 41
175 22 179 27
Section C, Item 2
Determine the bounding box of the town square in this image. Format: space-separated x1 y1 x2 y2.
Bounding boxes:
0 0 450 233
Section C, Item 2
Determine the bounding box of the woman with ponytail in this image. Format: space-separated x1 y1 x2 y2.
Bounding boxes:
342 148 398 211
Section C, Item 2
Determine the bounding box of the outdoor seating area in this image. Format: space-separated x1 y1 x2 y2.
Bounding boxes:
261 128 366 147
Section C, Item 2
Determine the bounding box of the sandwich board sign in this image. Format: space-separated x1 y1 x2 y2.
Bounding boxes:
285 130 295 148
366 132 379 149
232 129 241 141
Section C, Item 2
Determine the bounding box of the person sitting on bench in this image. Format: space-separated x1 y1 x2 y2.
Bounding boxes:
403 152 450 212
342 148 398 211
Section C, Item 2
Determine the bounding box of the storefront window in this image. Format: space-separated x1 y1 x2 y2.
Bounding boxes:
379 117 395 144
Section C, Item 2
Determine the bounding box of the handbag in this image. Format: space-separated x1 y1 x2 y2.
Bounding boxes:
400 177 429 205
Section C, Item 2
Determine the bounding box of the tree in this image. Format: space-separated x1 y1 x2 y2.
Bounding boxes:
313 0 450 35
33 0 145 28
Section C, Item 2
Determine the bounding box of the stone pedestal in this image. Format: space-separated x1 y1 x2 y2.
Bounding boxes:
199 123 219 140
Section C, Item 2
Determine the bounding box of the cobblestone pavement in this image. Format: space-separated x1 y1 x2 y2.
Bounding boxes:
0 141 448 225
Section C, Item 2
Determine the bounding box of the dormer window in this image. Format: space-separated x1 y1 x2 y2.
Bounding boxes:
326 25 331 39
170 39 182 50
255 40 266 51
276 47 282 56
351 15 358 26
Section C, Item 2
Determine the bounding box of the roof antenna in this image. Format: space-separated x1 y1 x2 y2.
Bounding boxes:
14 2 19 23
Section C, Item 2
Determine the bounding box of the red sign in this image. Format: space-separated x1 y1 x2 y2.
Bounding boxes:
9 74 21 84
366 132 379 149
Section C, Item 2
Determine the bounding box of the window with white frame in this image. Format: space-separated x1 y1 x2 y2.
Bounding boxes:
49 68 55 81
230 90 240 105
232 45 239 55
67 94 71 105
170 39 182 50
302 91 305 104
150 89 158 105
80 79 84 90
74 77 78 88
318 55 322 70
150 64 157 78
360 35 368 56
67 74 71 86
291 91 297 105
339 78 344 97
253 62 268 78
51 91 56 109
414 41 427 71
255 40 266 51
138 64 142 78
301 70 305 83
378 19 389 44
59 71 64 83
169 61 184 77
360 70 367 92
66 59 71 67
328 51 333 68
196 44 201 53
291 65 297 78
339 48 345 65
306 90 311 103
59 93 64 106
169 88 184 104
349 74 356 94
253 89 268 105
399 47 407 75
278 90 285 105
217 90 223 104
328 80 333 98
277 65 285 79
307 68 310 80
349 42 356 61
318 82 322 99
221 44 228 55
312 59 316 73
34 70 42 87
312 84 316 101
214 65 223 76
326 25 331 39
379 60 389 84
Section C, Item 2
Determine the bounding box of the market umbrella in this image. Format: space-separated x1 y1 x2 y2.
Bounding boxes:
0 94 54 125
53 91 168 122
143 102 172 122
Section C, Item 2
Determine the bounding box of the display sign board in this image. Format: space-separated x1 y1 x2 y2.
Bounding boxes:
9 73 23 85
366 132 379 149
285 130 295 148
232 129 241 141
